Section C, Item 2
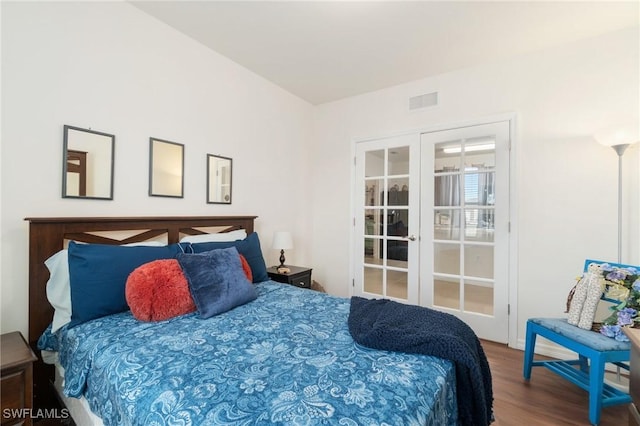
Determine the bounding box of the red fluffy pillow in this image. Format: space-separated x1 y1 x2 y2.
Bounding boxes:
239 254 253 282
126 259 196 322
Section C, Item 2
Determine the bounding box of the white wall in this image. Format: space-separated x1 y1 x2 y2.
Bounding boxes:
311 27 639 349
2 2 638 353
0 2 314 336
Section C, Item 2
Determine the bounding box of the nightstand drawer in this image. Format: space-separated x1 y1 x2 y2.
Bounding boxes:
267 266 313 289
1 370 26 413
1 332 36 426
289 273 311 289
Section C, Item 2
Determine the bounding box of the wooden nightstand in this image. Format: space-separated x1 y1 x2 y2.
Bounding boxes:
267 266 313 289
1 331 37 426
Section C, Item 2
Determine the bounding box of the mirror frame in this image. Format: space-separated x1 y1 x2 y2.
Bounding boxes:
149 137 185 198
207 154 233 204
62 125 115 200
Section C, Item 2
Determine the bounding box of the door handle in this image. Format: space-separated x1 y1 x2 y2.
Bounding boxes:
404 235 417 241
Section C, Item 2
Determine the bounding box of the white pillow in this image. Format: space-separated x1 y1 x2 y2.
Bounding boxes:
45 250 72 333
179 229 247 244
45 241 165 333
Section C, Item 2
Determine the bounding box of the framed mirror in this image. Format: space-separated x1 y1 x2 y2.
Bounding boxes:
62 125 115 200
149 138 184 198
207 154 232 204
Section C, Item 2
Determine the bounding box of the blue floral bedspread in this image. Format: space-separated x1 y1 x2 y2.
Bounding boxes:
40 282 457 426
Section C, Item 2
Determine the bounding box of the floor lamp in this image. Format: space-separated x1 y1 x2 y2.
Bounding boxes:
595 124 638 263
594 124 638 387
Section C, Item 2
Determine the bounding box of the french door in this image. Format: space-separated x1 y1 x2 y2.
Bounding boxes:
353 121 511 343
420 122 510 343
354 134 420 304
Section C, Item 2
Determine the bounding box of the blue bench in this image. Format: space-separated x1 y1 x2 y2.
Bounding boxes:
523 259 635 425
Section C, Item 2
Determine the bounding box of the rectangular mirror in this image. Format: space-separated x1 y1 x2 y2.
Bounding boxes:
207 154 232 204
62 125 115 200
149 138 184 198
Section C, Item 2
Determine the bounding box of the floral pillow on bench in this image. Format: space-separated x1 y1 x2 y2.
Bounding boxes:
600 264 640 341
566 262 639 342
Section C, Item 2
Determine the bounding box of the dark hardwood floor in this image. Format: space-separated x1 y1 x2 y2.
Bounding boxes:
483 340 628 426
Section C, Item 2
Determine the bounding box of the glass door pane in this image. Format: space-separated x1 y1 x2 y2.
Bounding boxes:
355 134 419 303
362 146 410 298
431 137 497 314
421 121 510 343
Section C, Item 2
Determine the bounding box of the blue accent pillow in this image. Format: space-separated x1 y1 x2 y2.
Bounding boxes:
176 247 257 318
184 232 268 283
67 241 180 328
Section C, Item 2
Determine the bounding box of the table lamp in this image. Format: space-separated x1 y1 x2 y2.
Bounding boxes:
272 231 293 270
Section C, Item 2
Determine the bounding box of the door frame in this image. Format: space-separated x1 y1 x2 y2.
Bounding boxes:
350 112 519 348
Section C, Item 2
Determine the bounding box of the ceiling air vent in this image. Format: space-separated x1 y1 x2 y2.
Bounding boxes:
409 92 438 111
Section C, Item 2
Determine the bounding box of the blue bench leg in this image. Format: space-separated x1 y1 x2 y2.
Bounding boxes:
523 321 537 380
588 354 606 426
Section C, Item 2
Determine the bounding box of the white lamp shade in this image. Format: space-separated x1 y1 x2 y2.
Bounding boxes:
594 123 639 147
272 231 293 250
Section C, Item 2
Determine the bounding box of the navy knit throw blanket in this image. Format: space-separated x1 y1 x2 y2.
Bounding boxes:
348 296 493 426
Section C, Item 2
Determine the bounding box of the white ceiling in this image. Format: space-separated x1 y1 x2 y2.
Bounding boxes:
131 1 639 105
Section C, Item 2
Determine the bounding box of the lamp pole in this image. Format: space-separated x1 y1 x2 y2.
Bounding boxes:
611 143 630 264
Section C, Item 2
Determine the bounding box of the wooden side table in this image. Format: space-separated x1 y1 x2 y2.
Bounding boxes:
625 327 640 426
267 265 313 289
1 331 37 426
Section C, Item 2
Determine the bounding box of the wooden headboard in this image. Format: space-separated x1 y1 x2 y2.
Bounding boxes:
25 215 256 346
25 215 257 409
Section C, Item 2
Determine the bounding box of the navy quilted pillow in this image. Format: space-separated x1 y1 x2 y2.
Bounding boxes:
177 247 257 318
184 232 268 283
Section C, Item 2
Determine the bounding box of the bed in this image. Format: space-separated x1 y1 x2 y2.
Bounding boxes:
26 216 462 425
